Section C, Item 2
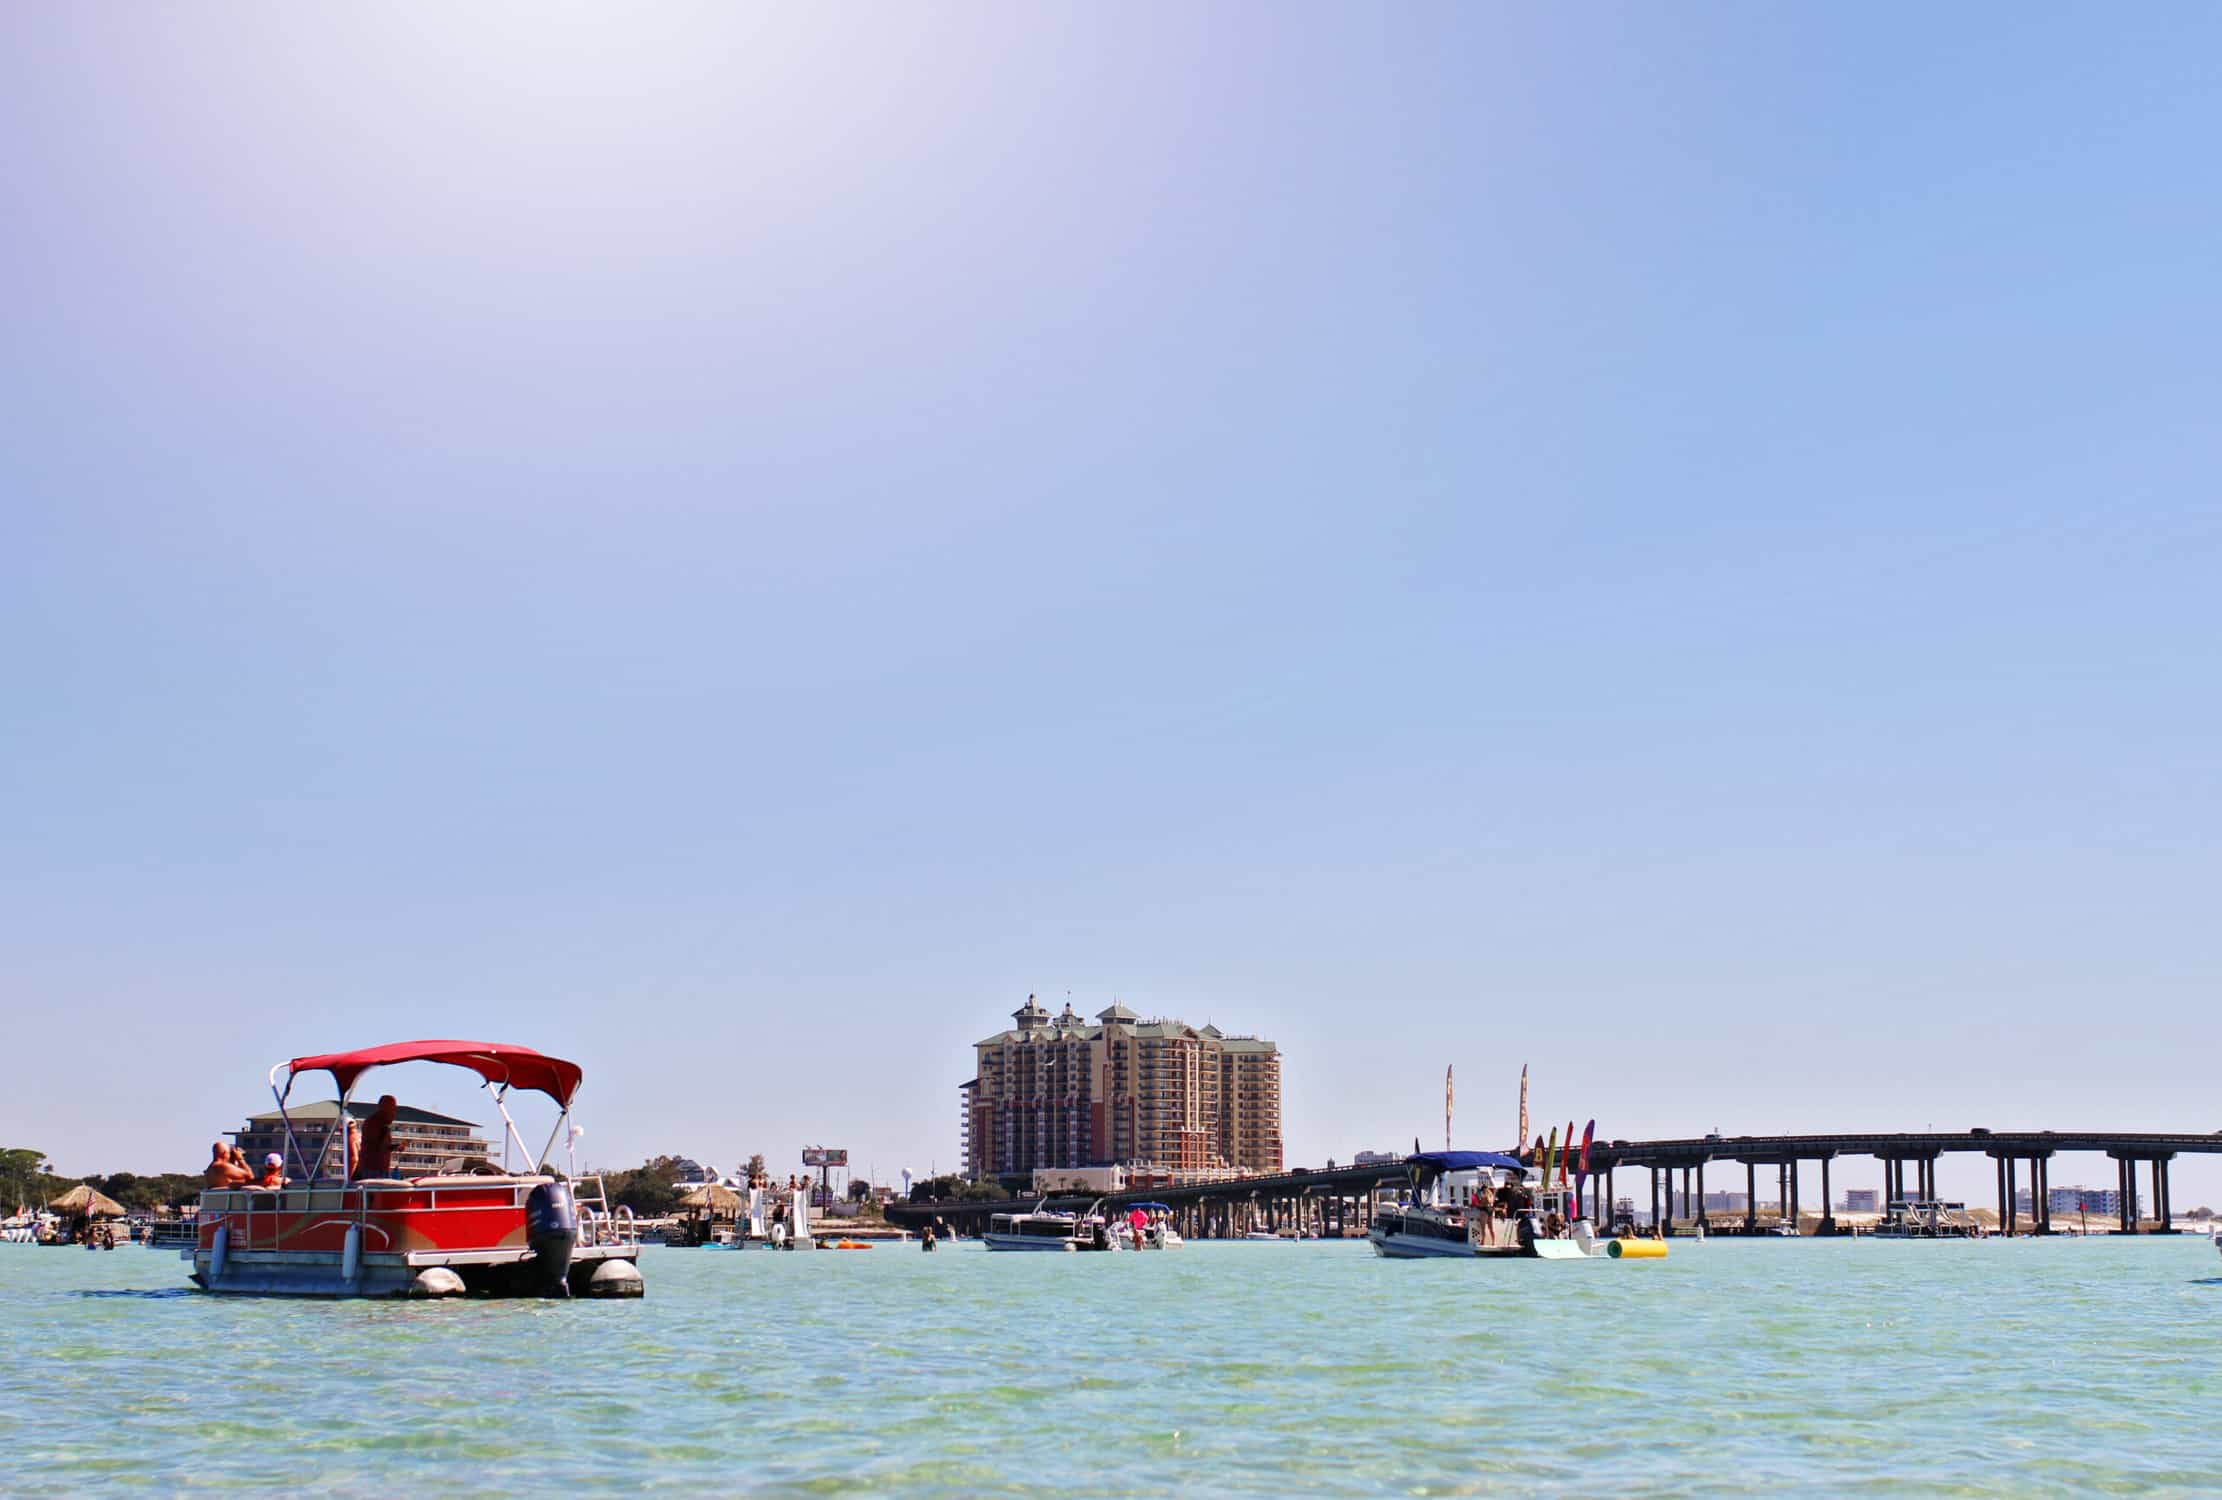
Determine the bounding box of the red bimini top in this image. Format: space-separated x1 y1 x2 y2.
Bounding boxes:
285 1040 584 1109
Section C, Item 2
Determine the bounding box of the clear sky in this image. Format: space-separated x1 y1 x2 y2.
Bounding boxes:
5 6 2218 1210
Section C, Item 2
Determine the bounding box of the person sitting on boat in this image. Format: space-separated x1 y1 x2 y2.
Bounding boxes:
352 1096 399 1180
205 1142 252 1189
258 1153 286 1189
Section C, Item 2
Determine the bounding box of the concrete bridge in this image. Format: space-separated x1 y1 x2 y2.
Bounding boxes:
887 1130 2222 1239
886 1161 1409 1241
1590 1130 2220 1235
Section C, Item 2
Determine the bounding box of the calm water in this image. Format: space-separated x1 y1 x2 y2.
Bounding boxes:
4 1235 2218 1495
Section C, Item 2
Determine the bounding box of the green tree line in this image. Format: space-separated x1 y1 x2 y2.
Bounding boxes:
1 1148 203 1212
908 1173 1011 1202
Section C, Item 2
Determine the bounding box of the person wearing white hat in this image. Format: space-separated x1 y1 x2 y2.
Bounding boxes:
258 1152 286 1189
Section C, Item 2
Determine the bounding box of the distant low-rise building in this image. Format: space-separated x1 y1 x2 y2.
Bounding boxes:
1842 1189 1879 1213
229 1100 490 1180
2046 1185 2120 1217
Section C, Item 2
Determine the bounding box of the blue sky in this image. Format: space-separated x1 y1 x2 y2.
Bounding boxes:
5 6 2218 1208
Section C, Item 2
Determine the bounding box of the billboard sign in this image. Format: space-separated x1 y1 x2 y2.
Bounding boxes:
802 1147 848 1168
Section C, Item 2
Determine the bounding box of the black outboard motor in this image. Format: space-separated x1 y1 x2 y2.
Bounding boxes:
525 1181 578 1297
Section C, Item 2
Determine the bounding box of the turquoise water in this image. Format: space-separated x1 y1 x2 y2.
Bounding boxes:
4 1236 2218 1495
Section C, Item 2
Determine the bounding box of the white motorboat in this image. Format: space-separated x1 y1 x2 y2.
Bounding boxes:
983 1209 1081 1251
1121 1202 1182 1249
1368 1151 1632 1261
984 1204 1119 1251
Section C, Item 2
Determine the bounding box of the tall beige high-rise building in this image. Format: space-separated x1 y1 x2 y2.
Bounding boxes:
960 996 1283 1180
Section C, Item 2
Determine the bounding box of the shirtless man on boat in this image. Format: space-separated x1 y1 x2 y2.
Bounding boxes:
351 1095 399 1179
205 1142 252 1190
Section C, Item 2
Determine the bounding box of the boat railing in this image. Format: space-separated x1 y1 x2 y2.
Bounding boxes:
209 1174 644 1253
573 1173 638 1248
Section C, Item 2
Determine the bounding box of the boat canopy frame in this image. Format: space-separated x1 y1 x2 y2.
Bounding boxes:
1406 1151 1528 1174
266 1040 587 1184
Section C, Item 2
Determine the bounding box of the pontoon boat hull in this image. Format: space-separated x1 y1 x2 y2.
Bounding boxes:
188 1180 643 1297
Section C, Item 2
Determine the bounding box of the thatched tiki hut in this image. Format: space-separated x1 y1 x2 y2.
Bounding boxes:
673 1182 744 1246
50 1184 126 1218
49 1184 127 1245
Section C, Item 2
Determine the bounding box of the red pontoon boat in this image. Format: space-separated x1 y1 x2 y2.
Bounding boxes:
187 1040 644 1299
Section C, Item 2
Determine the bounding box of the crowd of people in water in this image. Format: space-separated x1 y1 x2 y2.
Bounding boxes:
2 1215 122 1248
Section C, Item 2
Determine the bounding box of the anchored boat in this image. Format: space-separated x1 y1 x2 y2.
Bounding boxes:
1369 1151 1651 1261
983 1202 1124 1251
983 1207 1087 1251
186 1040 643 1299
1123 1202 1182 1249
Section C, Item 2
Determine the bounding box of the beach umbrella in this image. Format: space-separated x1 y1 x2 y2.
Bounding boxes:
50 1184 126 1217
